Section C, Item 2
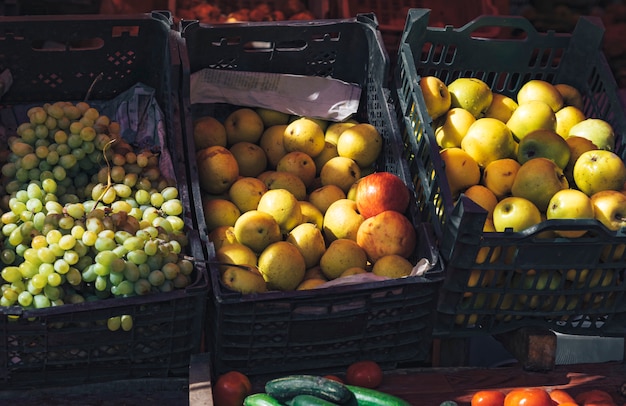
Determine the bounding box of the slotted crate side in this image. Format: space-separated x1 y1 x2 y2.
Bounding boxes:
0 12 209 387
394 9 626 337
178 14 444 377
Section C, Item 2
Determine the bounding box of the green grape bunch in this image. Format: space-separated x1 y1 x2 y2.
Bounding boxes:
0 101 195 310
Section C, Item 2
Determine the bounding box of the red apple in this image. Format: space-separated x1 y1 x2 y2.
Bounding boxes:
356 210 417 262
355 172 411 218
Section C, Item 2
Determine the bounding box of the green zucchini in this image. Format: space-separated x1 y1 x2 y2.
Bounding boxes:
243 393 285 406
265 375 356 405
288 394 341 406
346 385 412 406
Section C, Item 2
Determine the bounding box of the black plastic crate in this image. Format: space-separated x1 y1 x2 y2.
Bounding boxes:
178 14 445 377
0 12 208 387
394 8 626 337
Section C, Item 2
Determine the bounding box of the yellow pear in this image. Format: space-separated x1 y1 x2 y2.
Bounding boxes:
228 176 267 213
296 278 326 290
461 118 516 168
475 219 501 264
258 241 307 291
196 145 239 195
506 100 556 142
484 93 518 123
233 210 282 253
215 243 258 270
435 107 476 149
286 222 327 269
339 267 368 278
284 117 325 158
320 156 362 193
257 188 302 233
224 107 265 145
336 123 383 168
516 79 564 112
298 201 324 230
229 141 267 178
256 107 290 127
325 119 358 145
440 147 481 198
564 135 598 186
276 151 317 188
371 254 413 278
308 184 347 214
193 115 227 150
258 170 307 201
221 265 267 294
259 124 288 168
313 141 339 175
322 198 364 242
208 225 238 252
202 198 241 231
319 238 368 280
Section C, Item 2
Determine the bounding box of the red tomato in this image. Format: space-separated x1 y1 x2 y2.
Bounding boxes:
504 388 554 406
345 360 383 389
549 389 577 405
213 370 252 406
472 390 506 406
323 375 344 384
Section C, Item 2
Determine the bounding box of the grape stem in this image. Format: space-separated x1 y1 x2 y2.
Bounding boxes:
91 138 117 212
84 72 104 102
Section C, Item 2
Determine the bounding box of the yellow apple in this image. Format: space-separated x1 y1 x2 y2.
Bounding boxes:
202 197 241 231
546 188 595 238
319 156 361 193
568 118 616 151
322 198 364 242
511 157 569 212
215 242 258 269
435 107 476 149
319 238 368 280
516 79 564 112
193 115 227 150
313 141 339 175
492 196 542 232
258 170 307 201
440 147 481 198
290 115 329 132
564 135 598 186
224 107 265 145
221 265 267 294
463 184 498 219
298 200 324 230
229 141 268 177
419 75 452 120
257 188 302 233
371 254 413 278
573 149 626 196
516 129 571 169
475 219 501 263
461 117 516 168
233 209 282 253
482 158 521 200
228 176 267 213
258 241 306 291
324 119 358 145
259 124 288 168
308 184 346 214
284 117 325 158
484 92 518 123
196 145 239 195
256 107 290 127
447 77 493 119
555 105 586 138
506 100 556 142
286 222 327 269
276 151 317 188
336 123 383 168
356 210 417 262
554 83 584 111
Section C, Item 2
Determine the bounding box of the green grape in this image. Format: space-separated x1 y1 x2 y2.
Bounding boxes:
112 245 128 259
58 234 76 250
128 207 143 221
15 190 29 203
120 314 133 331
2 288 18 306
173 273 190 289
111 200 133 214
48 242 65 258
85 217 104 233
35 145 49 159
66 267 82 286
9 199 27 215
1 266 22 283
135 189 151 205
127 249 147 265
38 162 52 174
72 240 89 258
110 166 125 183
82 140 95 154
82 264 97 283
123 262 140 282
2 162 17 178
98 229 115 240
38 262 54 277
18 291 33 307
101 187 117 205
144 239 158 256
112 184 132 200
95 250 117 267
59 154 77 169
145 252 163 270
54 258 70 274
44 115 57 130
142 207 159 223
79 126 96 142
47 273 62 288
34 124 48 139
8 226 24 246
33 294 51 309
45 229 62 245
63 249 80 265
58 216 74 231
52 165 66 181
45 200 64 214
148 269 165 287
15 244 28 257
15 167 30 183
93 263 110 277
5 180 22 195
137 263 151 279
70 224 85 240
37 247 56 264
152 217 173 233
94 236 116 252
46 150 60 165
162 262 180 280
1 249 16 265
67 133 83 149
107 316 121 331
134 278 151 295
26 198 43 213
159 280 174 293
21 153 39 170
109 271 124 286
33 211 46 230
178 258 194 276
27 182 43 199
19 209 34 222
26 279 42 295
31 273 48 290
113 280 134 297
165 215 185 232
123 173 138 188
94 275 108 291
2 223 18 237
122 236 144 251
161 186 179 201
81 230 98 246
31 234 48 249
2 210 20 224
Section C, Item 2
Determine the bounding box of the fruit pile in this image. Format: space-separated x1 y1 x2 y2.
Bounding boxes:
0 101 194 312
193 106 419 294
175 0 316 23
421 76 626 240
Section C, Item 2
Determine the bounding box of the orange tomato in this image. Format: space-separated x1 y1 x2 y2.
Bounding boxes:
471 390 506 406
504 388 554 406
213 370 252 406
575 389 617 406
345 360 383 389
550 389 578 405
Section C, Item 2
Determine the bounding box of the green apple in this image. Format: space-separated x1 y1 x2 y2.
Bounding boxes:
447 77 493 119
546 188 595 238
568 118 615 152
516 79 564 112
590 189 626 231
233 210 282 253
322 198 364 243
484 92 518 123
554 83 584 111
511 157 569 212
435 107 476 149
493 196 542 232
255 107 290 127
224 107 265 145
516 129 571 169
573 149 626 196
506 100 556 142
419 75 452 120
221 265 268 294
